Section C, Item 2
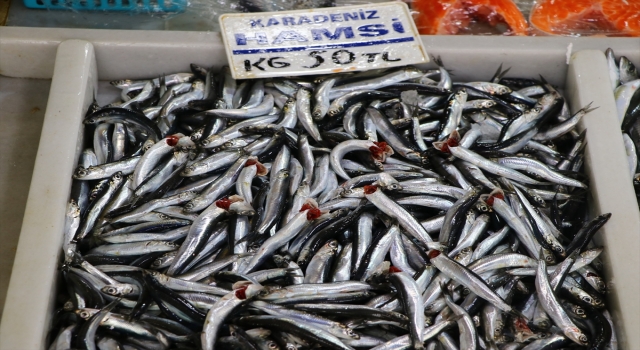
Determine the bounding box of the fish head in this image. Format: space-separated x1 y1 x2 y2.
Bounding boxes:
75 308 97 320
101 284 134 296
566 327 589 346
110 79 132 88
496 85 512 95
272 254 291 267
341 188 364 198
110 172 124 186
234 283 266 300
73 166 89 179
475 199 491 213
83 117 100 125
338 325 360 340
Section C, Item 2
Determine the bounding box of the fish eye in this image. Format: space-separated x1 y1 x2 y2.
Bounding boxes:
576 308 584 315
63 301 74 311
80 311 90 318
268 342 278 349
582 296 592 303
579 335 588 344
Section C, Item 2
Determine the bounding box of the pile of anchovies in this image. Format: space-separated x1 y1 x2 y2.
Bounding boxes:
605 49 640 206
52 60 618 350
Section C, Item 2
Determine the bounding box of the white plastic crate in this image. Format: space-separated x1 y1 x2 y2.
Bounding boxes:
0 29 638 349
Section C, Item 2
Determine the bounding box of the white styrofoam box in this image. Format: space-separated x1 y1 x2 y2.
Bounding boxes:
0 40 97 349
566 50 640 347
0 33 638 349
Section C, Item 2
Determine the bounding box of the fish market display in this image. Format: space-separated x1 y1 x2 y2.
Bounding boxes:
606 48 640 208
52 61 616 349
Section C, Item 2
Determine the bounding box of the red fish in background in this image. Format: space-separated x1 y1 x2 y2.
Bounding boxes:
529 0 640 36
412 0 529 35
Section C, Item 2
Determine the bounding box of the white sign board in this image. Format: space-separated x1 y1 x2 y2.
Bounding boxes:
219 2 429 79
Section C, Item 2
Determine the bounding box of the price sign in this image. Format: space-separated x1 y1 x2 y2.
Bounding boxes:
219 2 429 79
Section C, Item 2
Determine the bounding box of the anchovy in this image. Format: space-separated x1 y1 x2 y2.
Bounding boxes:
389 269 426 349
202 284 265 350
200 94 274 119
364 185 441 250
53 63 617 350
535 258 589 346
244 206 319 274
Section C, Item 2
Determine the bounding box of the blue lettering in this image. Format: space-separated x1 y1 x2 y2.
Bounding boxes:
344 12 358 21
272 30 308 44
359 9 366 19
311 26 355 41
298 16 312 25
250 19 264 27
357 24 388 37
330 14 342 22
282 17 296 26
313 15 328 23
266 18 280 26
392 19 405 33
366 10 379 19
235 32 268 45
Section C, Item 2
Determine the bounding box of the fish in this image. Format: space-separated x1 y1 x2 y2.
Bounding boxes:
50 63 615 350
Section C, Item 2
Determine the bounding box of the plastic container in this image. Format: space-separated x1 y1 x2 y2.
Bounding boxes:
0 29 639 348
23 0 186 13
